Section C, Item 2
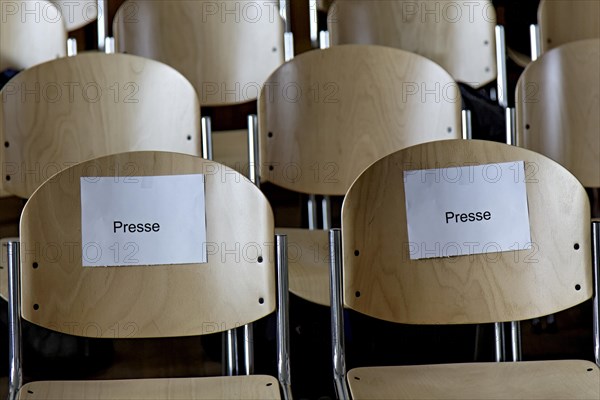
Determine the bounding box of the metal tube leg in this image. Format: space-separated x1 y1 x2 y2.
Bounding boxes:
276 234 292 399
329 229 349 399
510 321 522 361
321 196 332 230
592 220 600 367
97 0 107 51
494 322 506 362
495 25 508 108
319 31 330 49
247 115 260 187
224 329 238 376
201 116 214 161
309 0 318 48
67 38 78 57
308 195 318 230
461 109 472 140
506 107 516 145
243 324 254 375
530 24 541 61
7 241 21 400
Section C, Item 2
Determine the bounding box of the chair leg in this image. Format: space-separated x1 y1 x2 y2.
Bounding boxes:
329 229 349 399
7 241 22 400
276 234 292 399
592 220 600 366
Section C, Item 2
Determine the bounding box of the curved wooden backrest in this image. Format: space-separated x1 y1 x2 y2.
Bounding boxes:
20 151 276 338
538 0 600 54
259 44 462 195
113 0 285 106
0 0 67 70
342 139 591 324
49 0 98 31
328 0 497 88
0 52 201 198
516 39 600 188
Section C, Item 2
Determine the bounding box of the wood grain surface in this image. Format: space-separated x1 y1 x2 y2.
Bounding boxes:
516 39 600 188
259 44 462 195
113 0 285 106
19 152 276 338
342 139 591 324
328 0 497 87
0 0 67 70
0 52 201 198
18 375 281 399
538 0 600 54
49 0 98 31
348 360 599 399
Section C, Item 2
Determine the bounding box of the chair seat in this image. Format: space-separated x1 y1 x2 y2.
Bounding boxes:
19 375 281 399
348 360 600 399
277 228 330 306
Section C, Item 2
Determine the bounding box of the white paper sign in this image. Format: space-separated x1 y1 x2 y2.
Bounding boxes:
80 174 207 267
403 161 531 260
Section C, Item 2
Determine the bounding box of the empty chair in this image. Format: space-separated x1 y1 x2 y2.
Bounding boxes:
258 44 462 306
516 39 600 189
537 0 600 54
0 0 67 70
0 52 201 300
113 0 286 174
49 0 97 32
7 151 291 399
327 0 498 89
0 52 201 199
113 0 285 107
330 139 599 398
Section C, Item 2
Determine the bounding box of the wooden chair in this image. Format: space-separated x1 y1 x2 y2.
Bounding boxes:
0 52 201 300
0 52 201 199
327 0 498 89
113 0 286 173
0 0 67 70
258 44 462 306
49 0 97 32
6 151 291 400
329 139 600 399
516 39 600 190
537 0 600 55
113 0 285 107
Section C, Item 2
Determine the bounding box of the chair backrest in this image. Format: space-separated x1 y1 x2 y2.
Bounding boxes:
342 139 591 324
113 0 285 106
0 0 67 70
259 44 462 195
538 0 600 54
516 38 600 189
327 0 497 88
0 52 201 198
19 151 276 338
49 0 98 31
